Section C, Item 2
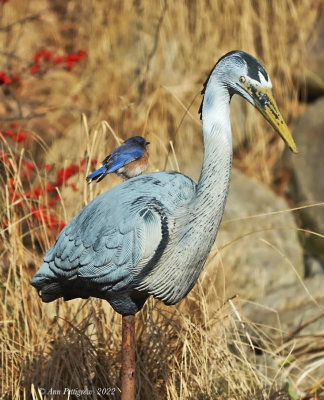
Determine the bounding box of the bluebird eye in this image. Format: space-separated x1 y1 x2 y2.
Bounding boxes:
240 76 246 83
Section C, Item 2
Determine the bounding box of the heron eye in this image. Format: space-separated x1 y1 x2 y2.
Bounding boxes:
240 76 246 83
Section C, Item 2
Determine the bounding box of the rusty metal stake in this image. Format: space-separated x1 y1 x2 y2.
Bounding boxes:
121 315 135 400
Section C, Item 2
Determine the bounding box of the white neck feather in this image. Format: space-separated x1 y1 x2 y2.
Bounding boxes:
192 79 233 235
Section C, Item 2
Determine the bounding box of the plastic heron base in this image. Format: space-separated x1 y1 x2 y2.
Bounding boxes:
121 315 135 400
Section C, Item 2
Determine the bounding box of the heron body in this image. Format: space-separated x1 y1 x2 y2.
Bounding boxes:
86 136 149 183
31 51 297 316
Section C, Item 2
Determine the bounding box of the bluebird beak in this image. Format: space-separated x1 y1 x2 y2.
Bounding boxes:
244 85 298 153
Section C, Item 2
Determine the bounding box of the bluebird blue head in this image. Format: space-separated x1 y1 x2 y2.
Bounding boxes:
123 136 150 148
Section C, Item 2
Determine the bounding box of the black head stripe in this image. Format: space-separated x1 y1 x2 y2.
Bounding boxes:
239 52 268 83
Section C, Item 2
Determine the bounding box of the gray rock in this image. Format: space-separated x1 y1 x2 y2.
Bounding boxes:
242 274 324 392
303 13 324 100
286 97 324 261
304 255 324 277
207 168 304 300
243 274 324 334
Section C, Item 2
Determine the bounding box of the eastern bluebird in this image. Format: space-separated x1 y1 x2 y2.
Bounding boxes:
86 136 150 183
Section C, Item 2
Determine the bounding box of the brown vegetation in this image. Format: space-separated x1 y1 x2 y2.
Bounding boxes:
0 1 323 399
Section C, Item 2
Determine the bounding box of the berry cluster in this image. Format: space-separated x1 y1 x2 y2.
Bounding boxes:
30 48 87 75
0 48 87 85
1 46 89 232
1 125 97 231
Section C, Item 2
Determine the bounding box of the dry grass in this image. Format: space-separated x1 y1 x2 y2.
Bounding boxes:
0 0 323 399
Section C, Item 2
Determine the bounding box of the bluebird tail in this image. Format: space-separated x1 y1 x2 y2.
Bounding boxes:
86 165 107 183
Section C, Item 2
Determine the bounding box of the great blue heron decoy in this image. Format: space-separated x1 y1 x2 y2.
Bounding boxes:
31 50 297 400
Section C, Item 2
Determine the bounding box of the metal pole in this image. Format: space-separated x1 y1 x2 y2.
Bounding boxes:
121 315 135 400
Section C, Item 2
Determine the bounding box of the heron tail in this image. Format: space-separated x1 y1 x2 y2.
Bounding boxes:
30 270 63 302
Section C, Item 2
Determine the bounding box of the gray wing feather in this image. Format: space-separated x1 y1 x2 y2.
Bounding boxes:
69 243 86 263
39 198 162 292
59 240 74 260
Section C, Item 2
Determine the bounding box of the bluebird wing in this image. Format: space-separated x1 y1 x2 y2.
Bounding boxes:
103 146 144 173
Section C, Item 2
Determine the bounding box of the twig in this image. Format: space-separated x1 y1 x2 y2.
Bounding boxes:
0 112 46 122
0 51 24 61
229 298 255 352
0 10 46 32
138 0 167 96
284 310 324 342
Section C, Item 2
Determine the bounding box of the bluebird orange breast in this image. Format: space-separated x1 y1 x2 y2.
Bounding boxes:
117 148 149 179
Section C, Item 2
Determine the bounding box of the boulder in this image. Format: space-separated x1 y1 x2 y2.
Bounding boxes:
204 168 304 301
285 97 324 261
242 274 324 393
303 13 324 100
243 274 324 335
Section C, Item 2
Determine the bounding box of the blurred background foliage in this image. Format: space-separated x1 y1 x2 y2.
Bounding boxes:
0 0 323 399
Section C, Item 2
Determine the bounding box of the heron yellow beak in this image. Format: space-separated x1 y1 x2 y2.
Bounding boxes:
245 85 298 153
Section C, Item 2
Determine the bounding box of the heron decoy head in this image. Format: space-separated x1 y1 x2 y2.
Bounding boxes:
202 50 298 153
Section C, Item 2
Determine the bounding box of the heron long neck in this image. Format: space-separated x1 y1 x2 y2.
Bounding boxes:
159 82 233 303
140 79 234 304
191 82 232 238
